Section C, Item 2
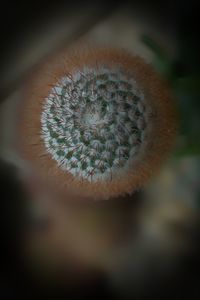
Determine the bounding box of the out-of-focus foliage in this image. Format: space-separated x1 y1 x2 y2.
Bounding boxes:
142 34 200 158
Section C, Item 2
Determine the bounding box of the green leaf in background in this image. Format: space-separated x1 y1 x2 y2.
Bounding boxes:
174 77 200 96
141 34 173 79
141 34 200 158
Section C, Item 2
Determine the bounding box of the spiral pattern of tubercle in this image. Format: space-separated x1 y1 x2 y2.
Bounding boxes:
41 66 147 182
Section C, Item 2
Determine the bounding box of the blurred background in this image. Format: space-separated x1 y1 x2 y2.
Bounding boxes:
0 0 199 299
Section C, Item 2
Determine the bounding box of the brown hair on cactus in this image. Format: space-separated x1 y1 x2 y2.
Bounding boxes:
16 46 177 200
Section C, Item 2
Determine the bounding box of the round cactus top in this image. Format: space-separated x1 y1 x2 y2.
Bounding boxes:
18 48 176 200
41 66 147 182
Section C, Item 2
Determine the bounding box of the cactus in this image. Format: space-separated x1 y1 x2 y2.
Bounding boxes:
18 48 176 200
41 66 147 182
